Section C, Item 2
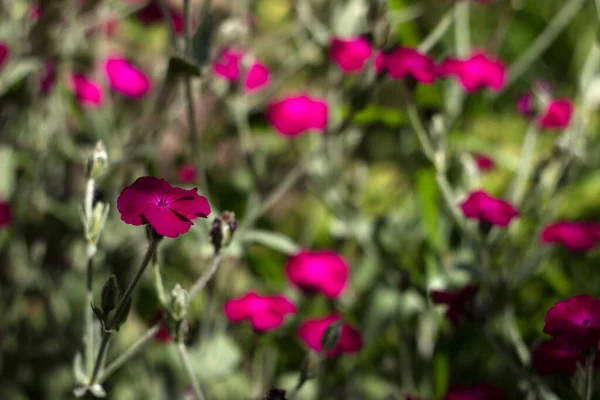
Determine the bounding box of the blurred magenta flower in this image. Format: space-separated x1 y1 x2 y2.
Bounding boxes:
177 164 198 184
460 190 518 226
472 153 495 172
244 62 271 92
151 312 172 343
379 47 437 84
329 36 373 74
531 337 585 376
544 294 600 350
516 93 535 117
212 48 270 92
224 291 296 331
104 57 151 99
267 95 328 136
0 42 9 70
430 284 478 326
541 221 600 252
136 1 184 35
444 383 505 400
70 73 103 108
298 314 363 357
117 176 210 238
286 250 349 298
438 52 506 92
0 201 11 229
40 61 57 95
537 99 573 130
28 5 41 21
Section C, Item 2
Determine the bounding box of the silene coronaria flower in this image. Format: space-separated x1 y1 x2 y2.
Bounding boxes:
329 36 373 74
543 294 600 350
444 383 506 400
267 95 328 137
0 200 11 229
177 164 198 184
0 42 9 70
135 0 184 35
117 176 210 238
224 291 296 331
298 314 363 357
537 99 573 130
286 250 349 299
531 336 585 376
377 47 437 84
460 190 518 227
430 284 478 326
438 52 506 92
212 48 270 92
540 221 600 252
70 73 103 107
104 56 152 99
473 153 495 172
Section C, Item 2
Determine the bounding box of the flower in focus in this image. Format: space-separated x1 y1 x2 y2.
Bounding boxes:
460 190 518 227
40 61 57 95
70 73 103 107
378 47 437 84
543 294 600 350
430 284 478 326
531 337 585 376
151 312 172 343
212 48 270 92
537 99 573 130
444 383 506 400
116 176 210 238
0 42 9 70
0 201 11 229
298 314 363 357
541 221 600 252
286 250 349 298
438 52 506 92
177 164 198 184
136 1 184 35
329 36 373 74
267 95 328 137
224 291 296 331
472 153 495 172
104 56 151 99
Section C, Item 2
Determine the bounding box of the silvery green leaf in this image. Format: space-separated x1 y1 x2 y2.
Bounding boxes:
89 384 106 398
72 352 86 384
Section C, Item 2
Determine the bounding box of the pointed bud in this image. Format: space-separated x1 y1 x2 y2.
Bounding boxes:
101 275 119 315
170 284 189 321
86 202 110 243
89 141 108 180
114 297 132 331
321 320 342 352
210 211 238 253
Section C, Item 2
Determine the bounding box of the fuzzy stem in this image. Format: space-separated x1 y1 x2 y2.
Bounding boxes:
177 342 206 400
418 9 454 53
189 251 224 299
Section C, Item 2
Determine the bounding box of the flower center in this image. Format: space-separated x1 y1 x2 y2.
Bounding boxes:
157 199 169 208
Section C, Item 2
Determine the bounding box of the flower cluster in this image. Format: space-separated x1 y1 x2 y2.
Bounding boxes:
212 48 271 93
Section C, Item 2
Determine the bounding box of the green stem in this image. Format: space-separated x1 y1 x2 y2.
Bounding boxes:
407 104 435 161
189 251 224 299
509 123 539 206
89 331 112 388
596 0 600 21
295 0 329 46
454 0 470 57
506 0 587 88
85 255 94 379
585 352 595 400
418 9 454 53
154 255 168 307
157 0 179 50
177 342 206 400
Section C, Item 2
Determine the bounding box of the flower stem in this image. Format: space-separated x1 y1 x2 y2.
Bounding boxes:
85 254 95 378
177 341 206 400
454 0 470 57
509 123 539 206
189 251 224 299
157 0 179 50
89 331 112 388
585 352 595 400
418 9 454 53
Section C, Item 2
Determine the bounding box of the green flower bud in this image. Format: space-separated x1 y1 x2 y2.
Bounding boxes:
89 141 108 180
321 320 342 352
101 275 119 315
170 284 189 321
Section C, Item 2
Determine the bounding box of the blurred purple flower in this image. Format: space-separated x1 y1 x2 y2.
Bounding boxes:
69 73 103 107
472 153 495 172
104 56 152 99
431 284 478 326
267 95 328 137
135 1 184 35
537 99 573 130
438 52 506 92
531 336 585 376
444 383 505 400
541 221 600 252
0 42 9 71
298 314 363 357
379 47 437 84
40 61 57 96
212 48 270 92
544 294 600 350
460 190 518 227
0 200 11 229
286 250 349 299
224 291 296 331
177 164 198 184
329 36 373 74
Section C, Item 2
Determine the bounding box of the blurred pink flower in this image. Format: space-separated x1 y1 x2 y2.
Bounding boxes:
136 1 184 35
544 294 600 350
541 221 600 252
531 337 585 376
472 153 495 171
460 190 518 226
0 42 9 70
28 5 41 21
379 47 437 84
267 95 328 136
70 73 103 107
244 62 270 92
104 57 151 98
516 93 535 117
537 99 573 130
286 250 349 299
298 314 363 357
430 284 478 326
177 164 198 184
116 176 210 238
438 52 506 92
212 48 270 92
374 51 387 74
329 36 373 74
151 312 172 343
444 383 505 400
40 61 57 95
224 291 296 331
0 200 11 229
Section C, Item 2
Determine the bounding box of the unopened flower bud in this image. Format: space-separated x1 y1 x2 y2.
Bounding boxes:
210 211 238 253
170 284 189 321
101 275 119 315
88 141 108 180
321 320 342 352
86 201 110 243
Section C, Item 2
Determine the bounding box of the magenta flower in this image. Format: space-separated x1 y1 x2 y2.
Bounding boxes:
537 99 573 130
379 47 437 84
0 200 11 229
460 190 518 227
136 1 184 35
104 57 151 99
0 42 9 70
151 312 172 343
40 61 57 96
70 74 103 108
177 164 198 184
329 36 373 74
438 52 506 92
298 314 363 357
473 153 495 172
116 176 210 238
212 49 270 92
544 294 600 350
374 51 386 74
267 95 328 137
531 337 585 376
541 221 600 252
445 383 505 400
224 291 296 331
286 250 349 299
430 284 478 326
244 62 271 92
516 93 535 118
